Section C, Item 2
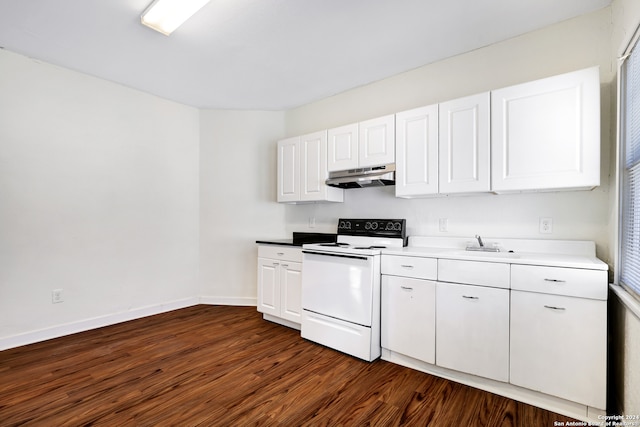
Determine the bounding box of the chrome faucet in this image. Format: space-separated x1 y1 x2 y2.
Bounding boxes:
466 234 500 252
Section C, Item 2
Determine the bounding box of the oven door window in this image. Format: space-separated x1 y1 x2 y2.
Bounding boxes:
302 252 375 326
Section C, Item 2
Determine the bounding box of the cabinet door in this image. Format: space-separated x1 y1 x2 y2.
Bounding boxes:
436 282 509 382
277 137 300 202
359 115 395 167
491 67 600 192
280 262 302 323
510 291 606 409
257 258 280 317
395 105 439 197
438 92 490 194
328 123 359 172
382 276 436 364
300 131 329 201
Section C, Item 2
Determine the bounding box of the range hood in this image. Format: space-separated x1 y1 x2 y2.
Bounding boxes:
325 164 395 189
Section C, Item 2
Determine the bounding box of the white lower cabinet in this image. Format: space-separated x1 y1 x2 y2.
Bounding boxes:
279 262 303 323
435 282 510 382
381 247 608 420
381 275 436 364
510 290 606 409
257 258 302 324
257 246 303 327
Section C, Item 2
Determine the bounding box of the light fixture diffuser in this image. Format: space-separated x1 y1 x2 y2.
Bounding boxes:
141 0 211 36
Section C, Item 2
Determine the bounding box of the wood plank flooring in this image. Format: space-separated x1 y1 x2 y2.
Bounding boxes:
0 305 577 426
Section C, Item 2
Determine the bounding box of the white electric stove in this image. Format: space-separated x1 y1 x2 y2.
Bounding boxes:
301 218 406 361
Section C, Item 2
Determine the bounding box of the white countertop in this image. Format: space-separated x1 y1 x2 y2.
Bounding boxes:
381 236 609 271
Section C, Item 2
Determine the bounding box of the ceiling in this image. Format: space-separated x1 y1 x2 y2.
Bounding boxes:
0 0 611 110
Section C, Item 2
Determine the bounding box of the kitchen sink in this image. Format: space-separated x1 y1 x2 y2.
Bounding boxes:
452 250 521 259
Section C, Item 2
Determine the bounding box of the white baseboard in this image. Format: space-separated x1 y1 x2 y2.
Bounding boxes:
0 296 258 351
199 296 257 306
381 348 606 423
262 313 301 330
0 297 199 351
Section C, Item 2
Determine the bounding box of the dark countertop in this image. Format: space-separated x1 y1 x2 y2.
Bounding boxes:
256 232 337 247
255 238 297 247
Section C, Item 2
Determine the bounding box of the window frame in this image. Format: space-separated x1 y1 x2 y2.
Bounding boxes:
617 24 640 301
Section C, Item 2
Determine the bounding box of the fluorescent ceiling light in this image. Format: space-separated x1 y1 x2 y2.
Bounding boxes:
141 0 211 36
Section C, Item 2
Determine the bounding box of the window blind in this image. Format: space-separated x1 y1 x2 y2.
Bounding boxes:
621 40 640 297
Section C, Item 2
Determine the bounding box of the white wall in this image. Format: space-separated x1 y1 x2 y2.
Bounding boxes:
0 49 200 345
199 110 286 303
283 7 615 263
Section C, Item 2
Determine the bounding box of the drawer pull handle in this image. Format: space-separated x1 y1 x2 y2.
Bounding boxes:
462 295 479 300
400 265 414 269
277 252 285 256
400 286 413 291
544 279 566 283
281 264 288 268
544 305 566 311
273 262 280 266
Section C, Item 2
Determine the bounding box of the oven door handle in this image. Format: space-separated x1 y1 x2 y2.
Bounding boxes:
302 250 371 261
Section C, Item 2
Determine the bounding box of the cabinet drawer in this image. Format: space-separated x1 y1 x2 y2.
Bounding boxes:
382 255 437 280
438 259 510 289
511 265 607 300
258 245 303 262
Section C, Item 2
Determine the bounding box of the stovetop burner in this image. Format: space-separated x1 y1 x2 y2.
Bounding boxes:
302 218 407 255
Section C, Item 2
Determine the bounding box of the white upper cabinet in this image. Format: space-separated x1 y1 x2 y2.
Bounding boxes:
327 123 359 172
491 67 600 192
277 136 300 203
395 105 439 197
359 115 396 167
327 115 396 172
277 131 343 203
438 92 491 194
300 131 328 201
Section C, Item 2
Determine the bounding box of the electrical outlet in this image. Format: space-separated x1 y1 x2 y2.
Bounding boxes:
52 289 63 304
539 217 553 234
439 218 449 232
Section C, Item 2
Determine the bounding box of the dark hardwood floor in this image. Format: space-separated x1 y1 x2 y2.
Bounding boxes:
0 305 577 426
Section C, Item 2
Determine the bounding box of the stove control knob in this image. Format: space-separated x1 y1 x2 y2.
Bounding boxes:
364 222 371 230
340 221 351 230
371 222 378 230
